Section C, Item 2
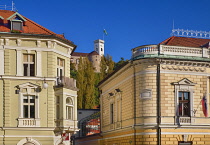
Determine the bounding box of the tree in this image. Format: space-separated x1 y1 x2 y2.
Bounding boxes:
84 57 95 109
99 54 115 81
76 57 85 109
114 57 128 70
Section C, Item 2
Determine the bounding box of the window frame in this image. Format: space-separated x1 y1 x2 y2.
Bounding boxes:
11 20 23 31
178 91 191 117
66 97 74 120
110 103 114 124
173 78 196 119
57 58 65 83
23 95 36 118
23 54 35 76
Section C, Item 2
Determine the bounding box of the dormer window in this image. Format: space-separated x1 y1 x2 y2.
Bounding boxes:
11 19 23 31
7 12 27 32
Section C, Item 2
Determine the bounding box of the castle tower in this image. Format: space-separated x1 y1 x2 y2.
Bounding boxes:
94 39 104 56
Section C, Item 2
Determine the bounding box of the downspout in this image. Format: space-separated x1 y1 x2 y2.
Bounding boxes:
132 62 137 145
157 46 161 145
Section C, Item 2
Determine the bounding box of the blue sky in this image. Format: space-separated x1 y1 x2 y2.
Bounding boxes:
1 0 210 62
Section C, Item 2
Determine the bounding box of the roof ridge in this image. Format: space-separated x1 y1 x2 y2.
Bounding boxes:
159 36 175 45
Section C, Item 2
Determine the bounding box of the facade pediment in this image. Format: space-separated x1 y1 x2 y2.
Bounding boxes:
172 78 196 86
17 82 40 89
7 12 27 21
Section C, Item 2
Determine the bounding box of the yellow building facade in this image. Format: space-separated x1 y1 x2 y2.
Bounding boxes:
76 36 210 145
0 10 78 145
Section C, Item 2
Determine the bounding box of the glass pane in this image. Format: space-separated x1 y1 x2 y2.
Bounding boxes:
184 92 189 100
29 55 34 62
23 64 28 76
179 103 182 116
12 21 22 30
30 105 35 118
30 97 35 103
23 105 28 118
178 92 182 100
23 54 28 62
56 105 60 119
60 69 63 77
183 102 190 116
60 59 64 67
30 64 35 76
23 98 28 103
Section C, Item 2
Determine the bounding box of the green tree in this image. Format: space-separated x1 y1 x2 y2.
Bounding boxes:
114 57 128 70
76 57 85 109
84 57 95 109
70 62 77 79
99 54 115 80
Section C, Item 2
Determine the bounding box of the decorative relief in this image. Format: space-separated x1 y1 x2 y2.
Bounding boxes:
0 39 4 45
161 65 206 72
36 40 41 47
5 39 9 45
47 41 52 48
53 42 57 48
17 39 21 46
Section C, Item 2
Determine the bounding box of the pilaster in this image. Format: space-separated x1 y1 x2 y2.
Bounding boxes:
0 46 4 75
16 49 23 76
4 80 11 126
47 81 55 127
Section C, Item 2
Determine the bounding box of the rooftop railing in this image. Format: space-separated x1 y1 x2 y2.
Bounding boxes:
132 44 209 59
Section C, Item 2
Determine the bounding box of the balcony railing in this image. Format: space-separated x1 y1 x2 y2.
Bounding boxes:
55 76 77 89
55 119 78 129
132 44 209 59
18 118 40 127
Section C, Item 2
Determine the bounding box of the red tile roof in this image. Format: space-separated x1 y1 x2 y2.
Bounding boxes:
0 10 75 46
160 36 210 47
0 10 76 51
0 10 56 35
71 52 89 57
72 51 99 57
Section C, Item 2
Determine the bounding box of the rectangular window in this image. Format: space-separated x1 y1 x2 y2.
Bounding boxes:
110 103 114 124
23 95 35 118
12 21 23 30
178 92 190 117
57 58 64 84
23 54 35 76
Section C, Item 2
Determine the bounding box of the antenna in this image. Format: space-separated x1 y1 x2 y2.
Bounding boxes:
0 1 17 11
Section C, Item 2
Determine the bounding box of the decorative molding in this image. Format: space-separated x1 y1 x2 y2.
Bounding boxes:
161 65 206 72
5 39 9 45
47 41 52 48
4 46 71 58
17 39 21 46
0 39 4 45
37 40 41 47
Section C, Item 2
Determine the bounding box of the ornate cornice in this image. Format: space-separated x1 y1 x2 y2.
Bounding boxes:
161 60 209 72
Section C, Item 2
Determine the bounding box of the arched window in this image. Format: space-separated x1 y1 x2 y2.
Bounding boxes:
66 97 73 120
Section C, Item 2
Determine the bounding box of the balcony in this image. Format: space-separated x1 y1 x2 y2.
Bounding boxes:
18 118 40 127
55 76 77 90
132 44 209 60
55 119 78 129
